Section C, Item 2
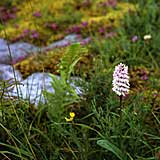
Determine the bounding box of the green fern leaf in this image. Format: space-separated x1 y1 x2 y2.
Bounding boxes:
59 43 88 81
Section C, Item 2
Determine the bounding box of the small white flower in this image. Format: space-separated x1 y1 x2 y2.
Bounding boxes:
112 63 130 96
143 34 152 40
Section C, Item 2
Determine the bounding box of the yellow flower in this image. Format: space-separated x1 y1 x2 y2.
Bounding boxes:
70 112 75 118
65 112 75 122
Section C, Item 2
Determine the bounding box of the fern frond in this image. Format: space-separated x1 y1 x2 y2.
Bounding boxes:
44 43 87 120
59 43 88 81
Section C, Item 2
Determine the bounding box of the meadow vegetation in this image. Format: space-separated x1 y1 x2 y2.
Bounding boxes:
0 0 160 159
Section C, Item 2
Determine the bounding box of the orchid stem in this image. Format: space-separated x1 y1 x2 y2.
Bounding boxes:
119 95 123 122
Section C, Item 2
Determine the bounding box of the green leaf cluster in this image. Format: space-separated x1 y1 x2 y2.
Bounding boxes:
58 43 88 82
44 43 88 121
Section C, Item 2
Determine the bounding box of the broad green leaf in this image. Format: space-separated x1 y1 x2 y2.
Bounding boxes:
97 139 127 160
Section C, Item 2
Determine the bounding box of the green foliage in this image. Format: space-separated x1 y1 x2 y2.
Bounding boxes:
44 43 87 121
0 24 5 31
59 43 88 81
44 74 79 121
0 0 160 160
97 139 127 160
122 0 160 35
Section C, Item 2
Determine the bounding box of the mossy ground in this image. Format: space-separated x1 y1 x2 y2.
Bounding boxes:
14 47 92 79
1 0 136 78
0 0 136 45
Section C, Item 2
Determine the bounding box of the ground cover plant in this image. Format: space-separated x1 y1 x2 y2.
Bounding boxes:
0 0 136 45
0 0 160 160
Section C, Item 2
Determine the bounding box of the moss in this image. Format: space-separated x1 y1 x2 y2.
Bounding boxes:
14 49 63 78
82 2 137 27
0 1 137 45
14 46 93 78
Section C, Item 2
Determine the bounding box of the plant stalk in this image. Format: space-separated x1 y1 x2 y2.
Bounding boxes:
119 95 123 122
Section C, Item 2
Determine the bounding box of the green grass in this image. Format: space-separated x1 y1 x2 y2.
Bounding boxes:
0 0 160 159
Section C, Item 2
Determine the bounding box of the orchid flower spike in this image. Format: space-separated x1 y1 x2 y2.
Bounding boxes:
112 63 130 96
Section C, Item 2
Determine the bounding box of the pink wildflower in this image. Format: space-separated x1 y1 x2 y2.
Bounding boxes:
98 27 105 34
131 35 138 42
112 63 130 96
22 29 30 37
108 0 117 8
72 25 81 33
30 30 39 39
33 11 42 17
81 21 88 27
50 23 58 30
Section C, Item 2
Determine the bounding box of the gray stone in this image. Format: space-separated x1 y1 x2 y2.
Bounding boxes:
0 64 22 82
0 39 39 64
0 34 90 64
0 34 88 106
7 72 83 107
43 34 82 51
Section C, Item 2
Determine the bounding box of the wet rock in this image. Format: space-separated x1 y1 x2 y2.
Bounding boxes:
9 73 52 106
0 38 7 50
0 39 39 64
8 72 83 107
0 34 90 64
0 64 22 82
9 42 39 64
0 34 88 106
43 34 86 51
